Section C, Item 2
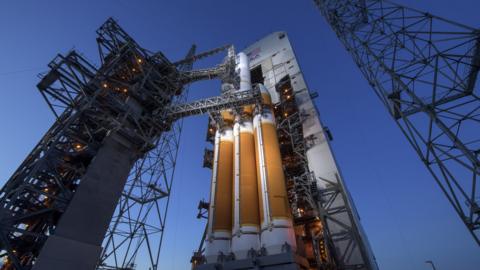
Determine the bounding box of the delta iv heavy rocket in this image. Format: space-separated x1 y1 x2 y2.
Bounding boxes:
205 52 295 262
198 32 377 270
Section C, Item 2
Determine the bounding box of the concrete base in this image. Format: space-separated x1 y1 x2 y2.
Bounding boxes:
195 252 309 270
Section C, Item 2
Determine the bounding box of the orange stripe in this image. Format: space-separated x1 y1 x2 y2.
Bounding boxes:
239 132 260 226
261 122 291 219
213 140 233 231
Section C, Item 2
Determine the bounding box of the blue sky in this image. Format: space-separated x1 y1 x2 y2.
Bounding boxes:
1 0 479 269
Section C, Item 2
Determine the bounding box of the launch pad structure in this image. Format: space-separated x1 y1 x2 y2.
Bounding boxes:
0 0 479 269
0 17 377 270
0 19 261 270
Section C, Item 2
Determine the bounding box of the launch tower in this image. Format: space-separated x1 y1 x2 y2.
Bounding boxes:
0 19 260 270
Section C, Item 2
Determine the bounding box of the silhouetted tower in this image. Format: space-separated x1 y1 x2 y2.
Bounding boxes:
314 0 480 245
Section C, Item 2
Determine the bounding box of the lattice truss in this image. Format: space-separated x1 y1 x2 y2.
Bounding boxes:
0 18 261 270
97 45 196 270
314 0 480 244
273 75 338 268
0 18 185 270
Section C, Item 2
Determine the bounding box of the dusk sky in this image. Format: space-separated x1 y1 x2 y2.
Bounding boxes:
0 1 479 269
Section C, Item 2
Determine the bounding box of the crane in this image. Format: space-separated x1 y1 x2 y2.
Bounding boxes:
313 0 480 245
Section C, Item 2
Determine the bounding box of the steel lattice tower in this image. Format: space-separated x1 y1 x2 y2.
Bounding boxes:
314 0 480 245
96 45 197 270
0 18 260 270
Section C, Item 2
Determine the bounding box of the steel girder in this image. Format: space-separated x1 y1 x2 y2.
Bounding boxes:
166 87 261 120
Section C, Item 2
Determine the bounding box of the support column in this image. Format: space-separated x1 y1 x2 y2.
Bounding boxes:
33 134 138 270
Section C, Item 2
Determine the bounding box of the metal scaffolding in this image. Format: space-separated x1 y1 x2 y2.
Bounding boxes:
0 18 260 270
97 45 197 270
274 74 375 270
275 80 331 269
314 0 480 245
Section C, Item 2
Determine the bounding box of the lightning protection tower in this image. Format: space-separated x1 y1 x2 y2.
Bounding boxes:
314 0 480 245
